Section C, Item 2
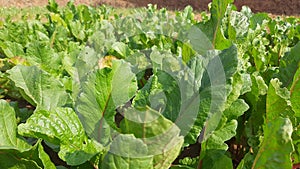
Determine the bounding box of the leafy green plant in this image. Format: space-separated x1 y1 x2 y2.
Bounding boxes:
0 0 299 168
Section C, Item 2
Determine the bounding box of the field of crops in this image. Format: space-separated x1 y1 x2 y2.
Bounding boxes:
0 0 299 168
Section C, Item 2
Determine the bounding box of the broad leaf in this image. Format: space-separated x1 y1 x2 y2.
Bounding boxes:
203 120 238 151
198 0 233 50
25 41 61 75
201 150 233 169
252 118 293 168
187 45 238 144
0 100 55 168
274 42 300 87
102 134 153 169
120 107 184 169
0 140 56 169
266 79 290 122
291 68 300 116
0 100 31 150
76 60 137 145
18 107 102 165
7 65 69 111
224 99 249 120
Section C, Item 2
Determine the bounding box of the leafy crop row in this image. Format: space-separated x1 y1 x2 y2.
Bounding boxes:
0 0 299 168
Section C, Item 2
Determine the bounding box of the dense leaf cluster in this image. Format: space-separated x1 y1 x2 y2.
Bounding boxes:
0 0 299 168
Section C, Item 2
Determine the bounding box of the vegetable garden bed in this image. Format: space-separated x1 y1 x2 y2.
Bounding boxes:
0 0 299 168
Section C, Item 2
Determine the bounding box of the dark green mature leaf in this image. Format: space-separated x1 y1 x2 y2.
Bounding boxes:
102 134 153 169
0 100 55 168
170 165 195 169
198 0 233 50
274 42 300 87
7 65 70 111
76 60 137 145
237 153 255 169
0 153 41 169
252 118 293 168
0 141 56 169
291 68 300 116
201 150 233 169
0 100 31 150
18 108 102 165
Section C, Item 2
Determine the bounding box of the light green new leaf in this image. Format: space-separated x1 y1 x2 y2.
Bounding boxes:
228 11 249 40
291 68 300 116
266 79 290 122
224 99 249 121
204 120 238 150
252 118 293 169
25 41 61 74
111 42 133 58
102 134 153 169
7 65 69 111
18 107 102 165
0 100 31 150
76 60 137 145
0 41 24 58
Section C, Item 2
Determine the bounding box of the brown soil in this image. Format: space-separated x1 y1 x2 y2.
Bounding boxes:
0 0 299 16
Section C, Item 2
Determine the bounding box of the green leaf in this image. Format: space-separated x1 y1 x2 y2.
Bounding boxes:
224 99 249 121
201 150 233 169
76 60 137 145
266 79 290 122
0 99 31 150
252 118 293 168
110 42 133 59
187 45 238 144
170 165 195 169
18 108 102 165
120 107 184 169
25 41 61 75
0 100 55 168
204 120 237 150
274 42 300 87
69 21 86 41
101 134 153 169
291 68 300 116
198 0 233 50
237 153 255 169
0 152 41 169
7 65 70 111
0 41 24 58
187 26 214 55
228 11 249 40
